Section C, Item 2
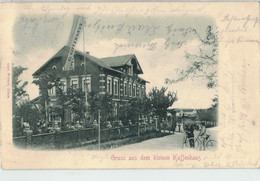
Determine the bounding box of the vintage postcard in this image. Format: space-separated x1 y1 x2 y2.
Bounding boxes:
0 2 259 169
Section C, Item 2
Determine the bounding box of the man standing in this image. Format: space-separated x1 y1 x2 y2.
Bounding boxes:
172 117 176 134
186 124 195 148
178 122 181 132
199 122 207 150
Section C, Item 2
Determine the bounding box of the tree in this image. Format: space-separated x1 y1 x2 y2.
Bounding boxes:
148 87 178 120
127 97 151 124
12 65 28 112
166 25 218 89
33 72 91 130
88 91 113 127
55 87 87 129
197 96 218 127
67 88 86 124
32 72 62 122
12 65 29 137
18 102 42 134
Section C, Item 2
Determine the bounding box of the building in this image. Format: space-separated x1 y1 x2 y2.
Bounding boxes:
32 45 148 125
174 109 197 118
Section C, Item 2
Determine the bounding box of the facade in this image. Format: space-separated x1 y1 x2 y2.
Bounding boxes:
33 45 148 124
175 109 197 118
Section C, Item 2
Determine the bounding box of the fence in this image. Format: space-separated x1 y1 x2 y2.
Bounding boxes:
13 136 27 147
13 123 157 149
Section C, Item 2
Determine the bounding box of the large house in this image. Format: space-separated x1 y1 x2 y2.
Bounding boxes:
174 109 197 118
32 45 148 124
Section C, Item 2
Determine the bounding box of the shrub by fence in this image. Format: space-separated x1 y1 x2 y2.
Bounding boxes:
13 136 27 147
13 123 157 149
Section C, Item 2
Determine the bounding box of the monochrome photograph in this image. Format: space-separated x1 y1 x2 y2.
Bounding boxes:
12 12 218 151
1 2 259 169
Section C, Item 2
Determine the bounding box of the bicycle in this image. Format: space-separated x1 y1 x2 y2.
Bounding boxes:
193 134 217 151
182 131 195 149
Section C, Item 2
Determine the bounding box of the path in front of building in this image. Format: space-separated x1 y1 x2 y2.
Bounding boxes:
113 127 218 150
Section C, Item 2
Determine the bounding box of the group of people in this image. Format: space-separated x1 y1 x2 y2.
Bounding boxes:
185 122 207 150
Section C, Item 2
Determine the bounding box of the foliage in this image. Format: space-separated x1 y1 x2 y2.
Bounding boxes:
127 98 143 123
33 72 90 129
87 91 113 123
197 96 218 127
18 102 42 134
32 72 62 119
12 65 29 137
12 65 28 113
211 96 218 108
55 87 87 128
126 97 151 124
166 25 218 89
147 87 178 119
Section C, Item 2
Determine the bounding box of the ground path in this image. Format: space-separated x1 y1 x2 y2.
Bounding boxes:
113 127 218 150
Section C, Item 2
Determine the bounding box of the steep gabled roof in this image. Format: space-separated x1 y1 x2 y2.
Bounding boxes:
100 54 143 74
33 46 69 76
75 49 123 74
33 46 124 76
100 54 134 67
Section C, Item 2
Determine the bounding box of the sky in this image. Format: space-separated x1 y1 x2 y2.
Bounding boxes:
13 13 217 109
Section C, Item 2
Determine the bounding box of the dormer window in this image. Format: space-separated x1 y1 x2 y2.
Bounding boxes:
52 66 57 70
128 64 133 76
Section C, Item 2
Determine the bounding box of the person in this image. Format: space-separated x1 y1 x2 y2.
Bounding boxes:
128 120 132 126
186 124 195 148
178 122 181 132
118 120 123 127
172 118 177 134
107 121 112 129
198 122 207 150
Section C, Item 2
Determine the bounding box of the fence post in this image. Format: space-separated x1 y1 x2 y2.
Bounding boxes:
155 118 158 131
108 128 111 142
24 129 33 148
98 109 101 150
137 124 140 136
77 130 79 146
54 131 60 148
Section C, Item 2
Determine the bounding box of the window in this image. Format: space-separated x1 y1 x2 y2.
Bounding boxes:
127 64 133 76
124 82 127 96
107 77 112 94
142 86 145 97
129 84 132 97
60 79 67 93
48 86 56 96
82 77 91 92
139 86 145 98
70 77 78 89
133 84 136 97
114 79 119 95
